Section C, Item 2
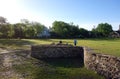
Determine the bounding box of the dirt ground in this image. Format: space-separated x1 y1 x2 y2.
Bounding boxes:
0 48 31 79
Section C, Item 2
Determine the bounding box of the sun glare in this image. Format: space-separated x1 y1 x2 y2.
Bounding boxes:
0 0 37 24
0 0 20 13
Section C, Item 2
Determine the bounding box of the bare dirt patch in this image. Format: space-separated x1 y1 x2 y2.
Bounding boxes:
0 49 31 79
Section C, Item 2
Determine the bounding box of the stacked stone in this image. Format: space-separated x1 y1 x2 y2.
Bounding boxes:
84 47 120 79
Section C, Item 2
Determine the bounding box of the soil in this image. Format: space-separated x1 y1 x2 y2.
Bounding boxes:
0 48 31 79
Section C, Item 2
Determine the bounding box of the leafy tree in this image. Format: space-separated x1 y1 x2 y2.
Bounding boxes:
30 22 45 37
52 21 80 38
90 28 98 38
25 26 36 38
13 23 26 38
13 21 45 38
0 24 14 38
0 17 115 39
79 28 89 38
7 24 14 38
90 28 102 38
96 23 113 37
52 21 69 37
0 17 46 38
70 25 80 37
0 16 7 24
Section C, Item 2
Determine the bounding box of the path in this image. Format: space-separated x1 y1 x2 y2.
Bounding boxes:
0 48 30 79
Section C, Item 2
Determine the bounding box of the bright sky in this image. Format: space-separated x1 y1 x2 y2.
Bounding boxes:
0 0 120 30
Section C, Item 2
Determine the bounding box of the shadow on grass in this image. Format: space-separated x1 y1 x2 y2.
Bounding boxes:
33 58 104 79
0 39 73 47
0 39 59 47
40 58 84 68
0 39 34 45
0 49 104 79
0 51 104 79
0 39 36 50
33 58 84 79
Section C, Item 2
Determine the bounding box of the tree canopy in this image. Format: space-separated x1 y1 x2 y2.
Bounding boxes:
79 28 89 38
0 16 7 24
96 23 113 37
0 17 46 39
52 21 80 38
0 16 114 39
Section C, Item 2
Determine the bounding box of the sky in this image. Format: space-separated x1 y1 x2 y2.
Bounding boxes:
0 0 120 30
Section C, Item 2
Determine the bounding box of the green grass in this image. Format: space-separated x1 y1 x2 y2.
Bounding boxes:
55 38 120 57
0 38 119 56
0 39 31 50
1 38 120 79
22 38 120 57
13 57 104 79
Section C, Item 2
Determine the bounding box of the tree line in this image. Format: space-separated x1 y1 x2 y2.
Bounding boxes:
0 16 113 39
0 16 45 39
51 21 113 38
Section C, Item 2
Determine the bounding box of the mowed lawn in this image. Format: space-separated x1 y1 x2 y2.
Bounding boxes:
0 38 120 79
76 38 120 57
0 38 120 56
25 38 120 57
60 38 120 57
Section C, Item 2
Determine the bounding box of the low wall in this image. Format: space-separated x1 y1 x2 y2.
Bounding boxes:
31 45 84 59
84 47 120 79
31 45 120 78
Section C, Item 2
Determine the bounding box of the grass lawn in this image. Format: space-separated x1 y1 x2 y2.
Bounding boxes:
24 38 120 57
0 38 120 79
1 38 120 57
13 57 104 79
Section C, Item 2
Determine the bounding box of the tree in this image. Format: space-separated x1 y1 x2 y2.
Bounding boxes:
13 21 45 38
0 16 7 24
30 21 45 37
79 28 89 38
13 23 26 38
0 24 14 38
96 23 113 37
52 21 80 38
7 24 14 38
52 21 69 38
69 24 80 38
25 26 36 38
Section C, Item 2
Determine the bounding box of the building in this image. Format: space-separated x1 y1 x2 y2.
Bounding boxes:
37 27 50 38
109 31 120 38
109 25 120 38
